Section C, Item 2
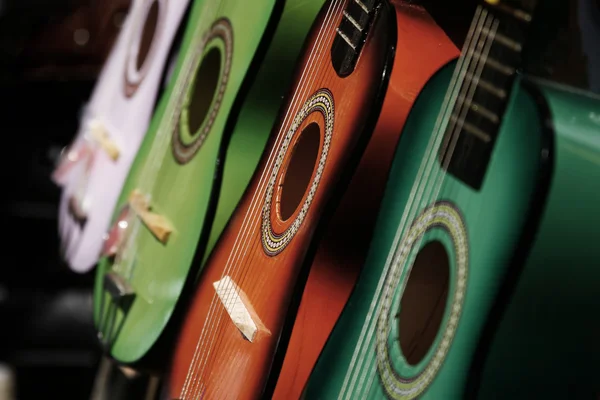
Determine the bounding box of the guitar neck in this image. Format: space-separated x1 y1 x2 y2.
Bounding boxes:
440 0 539 190
331 0 380 77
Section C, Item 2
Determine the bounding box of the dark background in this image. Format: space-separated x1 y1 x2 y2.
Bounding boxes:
0 0 598 398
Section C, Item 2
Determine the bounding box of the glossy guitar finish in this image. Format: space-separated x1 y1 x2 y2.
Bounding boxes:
166 0 394 398
94 0 323 367
272 3 458 399
305 66 600 399
474 80 600 398
304 4 600 400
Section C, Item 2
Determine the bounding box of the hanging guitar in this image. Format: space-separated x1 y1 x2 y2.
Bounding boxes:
271 2 459 398
93 0 326 368
54 0 191 273
163 0 458 398
304 0 600 398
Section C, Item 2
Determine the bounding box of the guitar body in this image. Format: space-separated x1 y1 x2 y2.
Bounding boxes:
166 0 394 398
55 0 191 273
475 81 600 398
272 2 458 399
93 0 324 367
304 60 600 398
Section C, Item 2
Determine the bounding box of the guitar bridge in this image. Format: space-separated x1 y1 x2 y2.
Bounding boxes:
128 189 173 245
89 120 120 161
97 271 136 351
214 276 270 342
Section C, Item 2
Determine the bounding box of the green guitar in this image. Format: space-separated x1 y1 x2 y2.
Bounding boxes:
93 0 324 368
304 0 600 398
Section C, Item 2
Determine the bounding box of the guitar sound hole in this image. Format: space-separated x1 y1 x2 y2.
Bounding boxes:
188 48 221 134
398 240 449 365
279 122 321 221
137 0 159 70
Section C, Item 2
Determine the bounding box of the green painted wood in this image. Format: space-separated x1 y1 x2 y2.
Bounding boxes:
304 61 600 398
93 0 324 365
477 80 600 399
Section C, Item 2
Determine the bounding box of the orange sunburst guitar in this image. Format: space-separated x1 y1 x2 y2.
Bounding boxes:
271 2 459 398
165 0 456 398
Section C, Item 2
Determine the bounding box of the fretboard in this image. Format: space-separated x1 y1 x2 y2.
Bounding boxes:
441 0 538 190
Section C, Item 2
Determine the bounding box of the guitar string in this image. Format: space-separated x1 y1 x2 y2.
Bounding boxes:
176 0 338 396
352 11 496 398
207 10 362 396
206 0 390 395
336 6 485 397
337 6 489 398
352 10 500 398
181 2 343 397
177 0 339 389
199 5 349 392
205 0 357 382
359 14 499 399
361 2 536 391
175 0 300 391
193 30 356 400
174 1 242 394
182 0 340 394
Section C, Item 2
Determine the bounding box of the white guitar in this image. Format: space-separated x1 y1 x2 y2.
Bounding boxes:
54 0 190 273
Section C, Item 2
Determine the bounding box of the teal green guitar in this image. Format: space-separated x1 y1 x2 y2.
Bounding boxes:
93 0 324 368
304 0 600 398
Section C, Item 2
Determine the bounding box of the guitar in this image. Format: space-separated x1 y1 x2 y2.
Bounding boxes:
304 0 600 398
93 0 325 368
271 2 458 399
164 0 457 398
54 0 191 273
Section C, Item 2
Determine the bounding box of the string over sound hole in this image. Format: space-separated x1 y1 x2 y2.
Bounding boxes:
398 240 449 365
278 122 321 221
260 88 334 256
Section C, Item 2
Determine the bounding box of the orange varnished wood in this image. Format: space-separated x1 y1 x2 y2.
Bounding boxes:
271 2 459 399
167 1 393 399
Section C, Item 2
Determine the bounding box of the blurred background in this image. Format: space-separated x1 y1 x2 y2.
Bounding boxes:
0 0 598 398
